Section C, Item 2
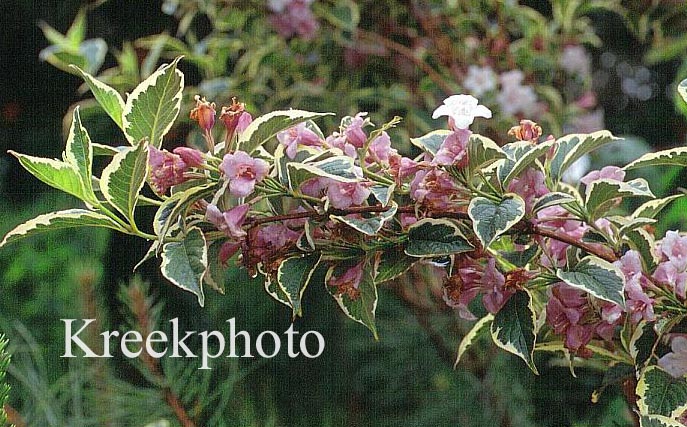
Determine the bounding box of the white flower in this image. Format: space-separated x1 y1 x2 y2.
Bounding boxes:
432 94 492 129
267 0 289 13
499 70 525 89
658 336 687 378
496 84 538 116
562 154 591 184
560 45 591 77
463 65 497 97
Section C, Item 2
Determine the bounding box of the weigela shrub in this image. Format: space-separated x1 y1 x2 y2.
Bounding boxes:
4 59 687 423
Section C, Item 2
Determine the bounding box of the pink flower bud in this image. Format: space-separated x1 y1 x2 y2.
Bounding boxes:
189 95 216 132
507 119 543 142
220 98 252 142
277 122 322 159
172 147 204 168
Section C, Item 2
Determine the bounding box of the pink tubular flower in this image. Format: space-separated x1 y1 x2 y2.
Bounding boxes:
535 206 588 268
326 133 357 158
277 122 322 159
653 231 687 299
326 181 371 209
256 223 300 251
432 128 472 167
220 150 269 197
481 258 514 314
343 113 370 147
432 94 492 129
507 167 549 212
173 147 204 168
148 146 189 195
614 250 655 323
367 131 395 165
410 168 465 211
189 95 216 132
580 166 626 186
658 336 687 378
206 203 250 239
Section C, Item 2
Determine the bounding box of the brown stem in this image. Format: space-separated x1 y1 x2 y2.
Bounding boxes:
355 28 456 95
246 204 618 262
621 377 640 427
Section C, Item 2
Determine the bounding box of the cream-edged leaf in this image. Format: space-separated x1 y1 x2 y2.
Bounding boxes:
625 147 687 170
556 256 626 306
490 290 538 374
331 203 397 236
0 209 120 247
71 65 125 129
455 314 493 368
410 129 451 156
64 106 97 202
100 141 148 223
548 131 618 182
160 227 207 307
632 195 683 219
637 366 687 418
122 57 184 147
469 194 525 249
10 152 93 202
498 139 555 186
405 218 474 257
277 253 321 318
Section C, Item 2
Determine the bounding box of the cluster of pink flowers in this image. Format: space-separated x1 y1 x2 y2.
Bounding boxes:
267 0 319 40
148 146 205 195
653 231 687 299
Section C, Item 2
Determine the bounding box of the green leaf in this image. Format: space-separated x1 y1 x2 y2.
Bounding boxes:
468 194 526 249
455 314 493 368
498 140 555 186
556 256 626 306
331 203 397 236
10 152 93 202
0 209 120 247
410 130 451 156
637 366 687 418
160 227 207 306
237 110 333 155
625 228 658 270
374 247 415 283
287 156 358 190
265 273 292 308
532 192 577 213
71 65 125 129
405 218 474 257
122 57 184 147
326 261 378 339
490 290 538 374
100 141 148 223
625 147 687 170
154 183 216 239
547 131 618 182
277 253 321 318
639 415 686 427
64 106 98 204
632 195 683 220
370 184 395 206
468 134 507 173
585 178 654 220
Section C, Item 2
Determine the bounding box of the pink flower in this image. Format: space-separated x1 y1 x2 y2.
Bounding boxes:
367 131 396 165
326 181 371 209
343 113 369 147
220 98 252 141
410 168 465 211
614 250 655 323
148 146 189 195
658 336 687 378
546 284 594 354
481 258 514 314
559 45 591 77
206 203 250 239
580 166 625 186
256 223 300 250
329 262 364 290
507 168 549 212
432 94 492 129
536 206 588 268
326 133 357 158
220 150 269 197
219 242 241 266
443 257 514 318
660 231 687 272
269 0 319 40
653 231 687 299
277 122 322 159
173 147 204 168
299 177 328 199
432 128 471 167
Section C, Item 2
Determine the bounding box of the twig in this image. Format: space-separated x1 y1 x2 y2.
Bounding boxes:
4 403 27 427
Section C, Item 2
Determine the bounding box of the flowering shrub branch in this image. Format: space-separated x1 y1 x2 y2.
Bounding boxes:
4 58 687 424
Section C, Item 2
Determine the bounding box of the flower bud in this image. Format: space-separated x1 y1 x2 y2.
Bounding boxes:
508 119 542 142
189 95 216 132
148 146 189 195
173 147 205 168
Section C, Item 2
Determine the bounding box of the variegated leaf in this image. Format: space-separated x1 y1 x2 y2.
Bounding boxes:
122 57 184 147
639 415 686 427
405 218 474 257
11 152 93 203
0 209 120 247
532 192 577 214
160 227 207 306
331 203 397 236
326 261 378 339
277 253 321 318
490 290 538 374
548 131 618 182
287 156 358 190
100 141 148 223
498 139 555 186
455 314 493 368
625 147 687 170
632 195 683 219
556 256 626 306
585 178 654 220
469 194 525 249
410 129 451 156
71 65 125 129
237 109 333 155
64 106 97 202
637 366 687 418
468 134 507 173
